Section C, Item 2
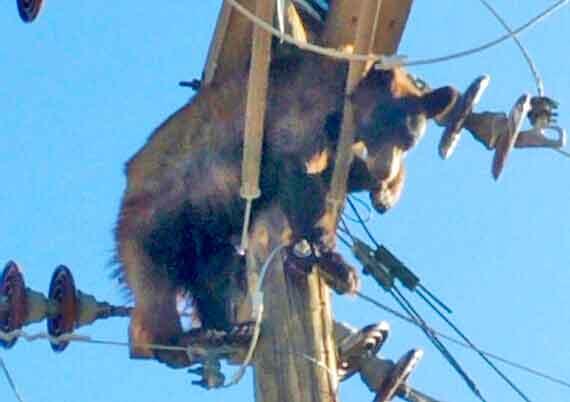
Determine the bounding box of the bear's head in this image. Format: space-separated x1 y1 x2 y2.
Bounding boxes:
339 66 458 213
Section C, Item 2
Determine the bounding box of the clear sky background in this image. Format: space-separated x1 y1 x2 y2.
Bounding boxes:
1 1 569 401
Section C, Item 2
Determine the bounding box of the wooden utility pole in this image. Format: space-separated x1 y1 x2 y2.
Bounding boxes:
201 2 414 402
248 206 338 402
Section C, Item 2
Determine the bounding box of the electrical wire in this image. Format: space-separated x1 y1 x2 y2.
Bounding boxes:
1 357 25 402
347 197 379 248
2 296 570 392
479 0 544 96
406 0 568 67
336 231 353 249
354 291 570 390
223 243 286 387
337 227 570 392
390 287 486 401
225 0 568 67
343 195 372 224
345 198 535 400
339 217 355 241
417 290 532 402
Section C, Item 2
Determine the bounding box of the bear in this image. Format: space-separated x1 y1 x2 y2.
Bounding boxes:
114 49 457 368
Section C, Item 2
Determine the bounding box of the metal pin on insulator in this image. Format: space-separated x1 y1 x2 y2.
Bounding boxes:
336 321 390 381
189 358 225 389
528 96 559 129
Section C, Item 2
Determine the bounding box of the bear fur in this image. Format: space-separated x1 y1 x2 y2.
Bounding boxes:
114 50 456 367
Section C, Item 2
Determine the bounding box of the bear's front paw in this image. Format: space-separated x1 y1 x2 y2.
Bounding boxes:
129 308 191 369
318 251 360 295
314 211 338 252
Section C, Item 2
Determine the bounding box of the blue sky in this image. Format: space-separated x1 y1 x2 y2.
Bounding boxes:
1 1 569 401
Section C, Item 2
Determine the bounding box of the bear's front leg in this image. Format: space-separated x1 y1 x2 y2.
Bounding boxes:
277 158 335 250
285 244 359 295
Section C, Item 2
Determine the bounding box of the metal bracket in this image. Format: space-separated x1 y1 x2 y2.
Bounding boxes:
336 321 390 381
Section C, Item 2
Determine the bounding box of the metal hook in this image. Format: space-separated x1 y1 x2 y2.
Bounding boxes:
516 125 566 149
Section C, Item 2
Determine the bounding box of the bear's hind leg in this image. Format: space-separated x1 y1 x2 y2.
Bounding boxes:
116 193 192 368
120 237 190 368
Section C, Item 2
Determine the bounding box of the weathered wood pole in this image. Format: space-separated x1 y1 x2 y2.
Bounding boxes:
248 206 339 402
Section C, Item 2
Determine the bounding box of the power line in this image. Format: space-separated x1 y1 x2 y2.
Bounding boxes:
390 286 486 401
355 291 570 390
225 0 569 67
479 0 544 96
1 357 25 402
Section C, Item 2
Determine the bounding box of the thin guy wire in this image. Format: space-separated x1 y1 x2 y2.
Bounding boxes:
479 0 544 96
336 231 353 249
347 198 453 315
2 298 569 392
223 243 286 387
555 148 570 158
355 291 570 390
347 197 379 248
225 0 568 67
417 285 453 315
339 217 355 241
406 0 568 67
0 357 25 402
417 290 532 402
347 192 552 398
390 287 485 401
344 195 373 224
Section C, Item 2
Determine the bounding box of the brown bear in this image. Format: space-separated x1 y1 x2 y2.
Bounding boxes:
114 49 456 368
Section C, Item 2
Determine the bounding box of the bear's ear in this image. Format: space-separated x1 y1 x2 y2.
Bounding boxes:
422 86 458 119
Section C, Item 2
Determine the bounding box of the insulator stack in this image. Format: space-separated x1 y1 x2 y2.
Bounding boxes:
436 75 567 179
0 261 28 348
16 0 43 22
0 260 132 351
